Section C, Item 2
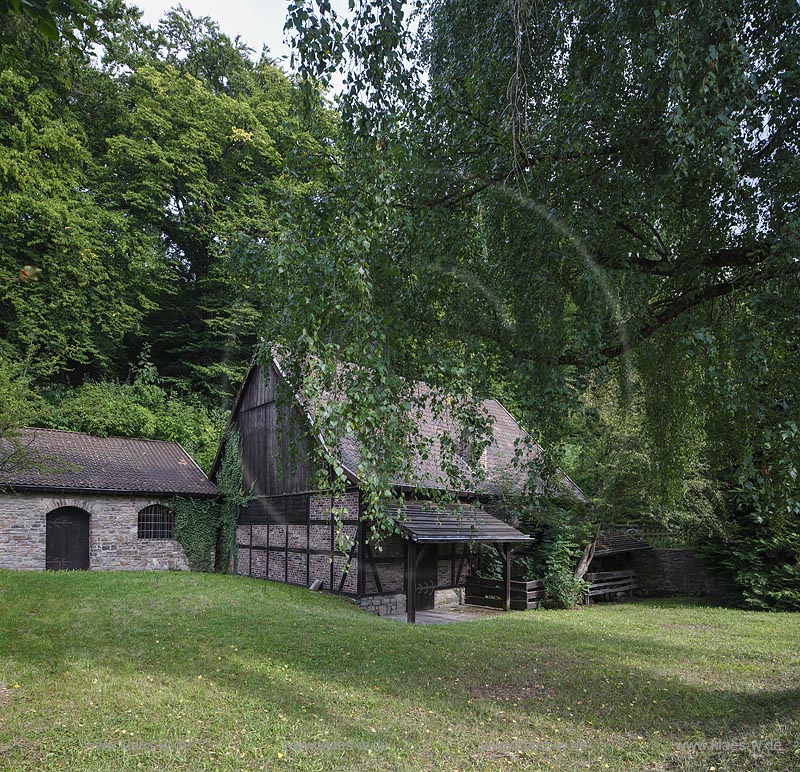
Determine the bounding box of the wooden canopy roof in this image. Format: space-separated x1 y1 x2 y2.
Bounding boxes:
391 502 532 544
593 527 651 556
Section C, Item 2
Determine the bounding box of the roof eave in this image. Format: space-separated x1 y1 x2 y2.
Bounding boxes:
0 484 217 498
392 481 477 498
407 533 533 543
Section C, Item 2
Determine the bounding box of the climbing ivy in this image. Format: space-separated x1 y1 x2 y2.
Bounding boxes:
172 429 251 573
214 428 252 574
172 496 219 573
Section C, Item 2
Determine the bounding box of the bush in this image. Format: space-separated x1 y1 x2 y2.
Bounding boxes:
0 347 42 473
540 522 591 608
35 374 225 472
476 484 593 607
698 503 800 611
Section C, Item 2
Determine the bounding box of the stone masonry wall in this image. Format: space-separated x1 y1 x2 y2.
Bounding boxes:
0 492 188 571
631 548 739 601
356 593 406 616
434 588 464 607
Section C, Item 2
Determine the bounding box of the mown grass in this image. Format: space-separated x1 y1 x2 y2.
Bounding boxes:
0 570 798 771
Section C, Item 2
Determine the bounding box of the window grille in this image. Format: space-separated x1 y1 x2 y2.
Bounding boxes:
137 504 174 539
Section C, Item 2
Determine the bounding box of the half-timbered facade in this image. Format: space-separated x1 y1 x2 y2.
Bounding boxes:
218 356 583 622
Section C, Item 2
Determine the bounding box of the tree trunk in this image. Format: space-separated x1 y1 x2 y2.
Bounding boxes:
574 533 598 580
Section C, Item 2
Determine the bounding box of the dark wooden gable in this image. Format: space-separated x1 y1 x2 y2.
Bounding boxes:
235 362 316 498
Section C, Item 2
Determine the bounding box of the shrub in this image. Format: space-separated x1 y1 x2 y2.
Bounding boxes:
540 522 591 608
35 375 225 471
698 502 800 611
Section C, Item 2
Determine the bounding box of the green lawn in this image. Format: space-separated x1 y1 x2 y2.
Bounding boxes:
0 571 798 771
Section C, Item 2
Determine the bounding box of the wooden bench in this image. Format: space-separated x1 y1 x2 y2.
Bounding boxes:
585 570 639 602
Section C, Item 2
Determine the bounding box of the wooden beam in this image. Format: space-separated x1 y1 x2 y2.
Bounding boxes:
456 543 468 585
356 520 365 597
493 543 512 612
338 541 358 592
505 547 513 612
406 538 417 624
364 543 384 595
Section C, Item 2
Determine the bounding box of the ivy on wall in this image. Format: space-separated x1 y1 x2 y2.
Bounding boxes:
214 429 252 573
172 429 251 573
173 496 219 572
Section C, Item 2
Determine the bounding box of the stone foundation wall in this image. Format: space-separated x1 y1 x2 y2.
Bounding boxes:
0 492 189 571
356 593 406 616
631 548 738 600
434 587 464 607
356 589 464 617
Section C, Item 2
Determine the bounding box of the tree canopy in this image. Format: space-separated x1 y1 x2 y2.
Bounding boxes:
0 4 334 395
275 0 800 605
1 0 798 606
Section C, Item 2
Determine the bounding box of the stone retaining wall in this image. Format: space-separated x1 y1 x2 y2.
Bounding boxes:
434 587 464 607
356 593 406 616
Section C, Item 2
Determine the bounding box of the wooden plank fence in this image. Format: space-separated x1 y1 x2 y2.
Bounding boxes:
465 576 547 610
584 569 638 602
465 569 639 610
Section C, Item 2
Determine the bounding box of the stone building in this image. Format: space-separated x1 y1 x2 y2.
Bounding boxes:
0 429 216 571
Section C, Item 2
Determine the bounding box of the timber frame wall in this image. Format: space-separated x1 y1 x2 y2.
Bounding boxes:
235 491 471 600
235 490 360 594
231 361 471 602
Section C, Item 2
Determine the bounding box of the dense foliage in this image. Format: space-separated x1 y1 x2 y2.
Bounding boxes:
171 429 250 573
276 0 800 606
213 428 252 573
32 351 225 471
0 3 333 397
171 495 219 573
1 1 798 606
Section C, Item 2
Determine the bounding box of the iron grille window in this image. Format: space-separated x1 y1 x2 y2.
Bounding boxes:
137 504 174 539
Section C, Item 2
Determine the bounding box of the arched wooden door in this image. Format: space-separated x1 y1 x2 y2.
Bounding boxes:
46 507 90 570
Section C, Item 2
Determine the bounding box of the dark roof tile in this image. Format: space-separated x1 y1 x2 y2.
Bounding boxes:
0 429 216 496
273 355 585 499
392 501 532 543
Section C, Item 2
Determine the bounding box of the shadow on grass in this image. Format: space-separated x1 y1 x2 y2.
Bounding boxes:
1 570 798 746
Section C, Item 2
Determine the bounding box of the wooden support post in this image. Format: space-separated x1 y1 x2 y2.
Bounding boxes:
504 546 513 612
492 543 513 612
503 544 512 612
406 538 417 624
356 510 365 597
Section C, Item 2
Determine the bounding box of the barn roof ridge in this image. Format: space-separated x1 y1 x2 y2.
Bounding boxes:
213 347 585 501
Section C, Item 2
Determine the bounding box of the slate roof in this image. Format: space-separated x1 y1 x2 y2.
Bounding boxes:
334 384 577 496
0 428 216 496
270 354 586 500
392 501 533 543
593 526 651 555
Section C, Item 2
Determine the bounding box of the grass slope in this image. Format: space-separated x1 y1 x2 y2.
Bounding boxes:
0 570 798 771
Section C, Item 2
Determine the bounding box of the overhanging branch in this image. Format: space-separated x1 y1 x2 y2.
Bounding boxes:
560 259 800 367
